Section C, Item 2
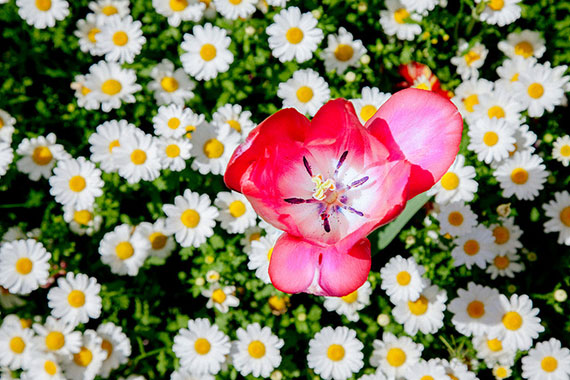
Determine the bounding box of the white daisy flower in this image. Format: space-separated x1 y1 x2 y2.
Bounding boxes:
0 320 34 370
488 294 544 351
489 217 523 254
447 282 502 337
436 202 478 237
88 0 130 17
370 332 423 379
321 27 366 74
113 129 162 184
380 255 426 303
491 123 537 168
62 329 106 380
212 103 255 137
451 225 495 269
99 224 149 276
543 191 570 246
400 0 439 13
552 135 570 167
379 0 422 41
350 87 391 125
202 285 240 313
277 68 330 117
75 13 105 56
97 322 131 378
0 109 16 143
153 104 194 139
231 323 284 378
156 137 192 172
247 233 280 284
475 0 521 27
71 74 101 111
163 189 219 248
473 335 516 367
427 154 478 205
214 191 257 234
16 0 69 29
515 62 570 118
89 119 136 173
451 40 488 80
471 88 525 127
0 287 25 309
172 318 231 375
180 23 234 81
16 133 71 181
493 364 513 379
240 226 263 254
148 59 196 106
214 0 256 20
170 368 215 380
487 251 524 279
152 0 205 26
32 316 82 359
392 281 447 336
498 30 546 59
522 338 570 380
323 281 372 323
96 15 146 64
21 353 65 380
190 123 240 175
495 56 536 93
134 219 175 259
307 326 364 380
357 373 387 380
266 6 323 63
468 118 516 164
49 157 104 210
47 272 102 327
451 78 493 122
406 359 447 380
0 142 13 178
0 239 51 295
84 61 142 112
494 151 548 201
436 358 478 380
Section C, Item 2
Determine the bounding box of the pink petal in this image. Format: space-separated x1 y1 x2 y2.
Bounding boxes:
366 88 463 198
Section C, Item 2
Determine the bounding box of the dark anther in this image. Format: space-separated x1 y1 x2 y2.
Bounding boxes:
335 151 349 174
349 176 369 188
321 213 331 233
303 156 312 176
284 198 307 204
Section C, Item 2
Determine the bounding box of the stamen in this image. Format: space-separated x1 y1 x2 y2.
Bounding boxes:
284 197 315 204
312 175 336 201
321 213 331 232
335 151 349 174
303 156 312 176
349 176 369 188
341 205 364 216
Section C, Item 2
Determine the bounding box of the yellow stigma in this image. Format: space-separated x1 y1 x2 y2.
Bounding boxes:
360 104 377 122
194 338 211 355
161 76 179 92
311 174 336 201
467 300 485 318
483 131 499 146
130 149 147 165
448 211 464 226
9 337 25 354
32 146 53 166
386 348 406 367
169 0 188 11
149 232 168 250
69 175 86 192
212 288 227 303
15 257 33 275
248 340 266 359
115 241 134 260
101 79 122 95
45 331 65 351
464 51 481 66
393 8 409 24
181 209 200 228
489 0 504 11
165 144 181 158
200 43 217 61
514 41 534 58
203 138 224 159
73 347 93 367
502 311 523 330
440 172 459 190
408 295 429 315
334 44 354 62
463 239 480 256
510 168 528 184
229 200 246 218
285 27 304 44
541 356 558 372
487 105 505 119
527 83 544 99
112 31 129 46
35 0 51 11
67 290 86 307
296 86 314 103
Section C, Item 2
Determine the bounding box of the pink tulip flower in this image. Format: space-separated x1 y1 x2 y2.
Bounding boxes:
225 88 463 296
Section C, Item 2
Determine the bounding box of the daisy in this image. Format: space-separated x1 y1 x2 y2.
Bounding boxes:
32 316 82 359
97 322 131 378
452 78 494 122
427 154 478 205
350 87 391 125
370 332 422 379
16 133 71 181
172 318 231 375
71 74 101 110
266 6 323 63
0 320 34 370
468 118 516 164
552 135 570 167
436 202 478 237
498 123 537 163
357 373 387 380
323 281 372 323
307 326 364 380
240 226 262 254
89 119 135 173
96 15 146 64
88 0 130 17
83 61 142 112
163 189 218 248
62 330 107 380
452 225 495 269
379 0 422 41
48 157 103 210
495 56 536 92
16 0 69 29
277 68 330 117
488 294 544 351
0 287 25 309
135 219 175 259
543 191 570 246
515 62 570 118
99 224 149 276
436 358 478 380
152 0 205 26
0 109 16 143
170 369 215 380
153 104 194 139
75 13 105 56
0 142 13 178
489 217 523 254
451 40 488 80
494 151 548 201
392 281 447 336
212 103 255 137
214 191 257 234
203 285 240 313
380 255 426 303
473 335 516 367
21 353 65 380
493 365 513 379
148 59 196 106
321 27 366 74
214 0 256 20
471 88 525 127
475 0 521 27
447 282 502 337
0 239 51 295
498 30 546 60
113 128 162 184
247 233 280 284
180 23 234 81
190 123 240 175
487 251 524 279
156 137 192 172
522 338 570 380
406 359 446 380
231 323 284 378
47 272 102 327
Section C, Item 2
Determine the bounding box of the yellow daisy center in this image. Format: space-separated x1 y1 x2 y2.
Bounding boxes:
0 117 3 128
467 300 485 318
421 376 434 380
285 27 304 44
229 200 246 218
229 0 242 4
161 76 179 92
396 271 411 285
487 105 505 119
483 131 499 146
168 117 181 130
408 295 429 315
101 79 122 95
44 360 57 375
360 104 377 122
203 138 224 158
502 311 523 330
130 149 147 165
463 239 480 256
267 247 273 261
9 337 25 354
560 145 570 157
112 31 129 46
296 86 314 103
527 83 544 99
514 41 533 58
32 146 53 166
511 73 519 82
67 290 86 307
101 5 118 15
386 347 406 367
326 344 345 361
463 94 479 113
109 139 120 152
227 119 241 132
441 172 459 190
73 347 93 367
489 0 504 11
115 241 134 260
541 356 558 372
493 226 510 245
181 209 200 228
69 175 86 192
194 338 211 355
393 8 409 24
494 255 510 269
487 338 503 352
560 207 570 227
249 232 261 242
35 0 51 11
248 340 266 359
212 288 227 303
88 28 100 43
165 144 180 158
510 168 528 184
170 0 188 11
45 331 65 351
495 367 508 378
448 211 464 226
20 319 32 328
74 210 93 225
448 376 459 380
464 51 481 66
200 43 217 61
341 290 358 304
15 257 33 275
149 232 168 250
102 339 113 357
334 44 354 62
